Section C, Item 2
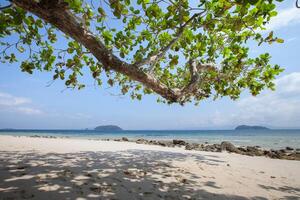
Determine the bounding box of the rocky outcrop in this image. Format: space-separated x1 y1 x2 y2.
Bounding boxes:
220 141 240 153
286 146 294 151
237 146 264 156
185 143 203 151
173 139 186 146
111 137 300 161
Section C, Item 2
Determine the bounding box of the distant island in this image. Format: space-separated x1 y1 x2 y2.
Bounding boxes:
235 125 270 130
94 125 123 131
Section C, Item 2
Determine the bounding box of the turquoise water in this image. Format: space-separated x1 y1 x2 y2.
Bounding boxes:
1 129 300 150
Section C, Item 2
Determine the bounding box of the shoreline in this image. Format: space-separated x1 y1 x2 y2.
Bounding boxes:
0 135 300 199
1 129 300 150
8 134 300 161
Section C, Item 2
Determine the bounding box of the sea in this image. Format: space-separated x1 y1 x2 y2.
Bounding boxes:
1 129 300 150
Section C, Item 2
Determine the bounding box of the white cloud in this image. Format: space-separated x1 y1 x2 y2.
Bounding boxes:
0 92 43 115
265 7 300 31
0 92 31 106
232 72 300 127
190 73 300 128
16 107 43 115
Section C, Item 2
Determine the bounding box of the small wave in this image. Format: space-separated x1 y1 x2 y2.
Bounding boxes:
230 139 252 142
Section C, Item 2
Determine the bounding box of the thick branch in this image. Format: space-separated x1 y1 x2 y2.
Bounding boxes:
12 0 183 101
12 0 211 104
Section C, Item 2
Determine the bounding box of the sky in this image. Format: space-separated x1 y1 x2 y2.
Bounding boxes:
0 1 299 130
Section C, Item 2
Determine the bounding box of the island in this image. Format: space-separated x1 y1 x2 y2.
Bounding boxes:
94 125 123 131
235 125 270 130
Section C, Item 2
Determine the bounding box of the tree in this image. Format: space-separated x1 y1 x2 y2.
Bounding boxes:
0 0 284 105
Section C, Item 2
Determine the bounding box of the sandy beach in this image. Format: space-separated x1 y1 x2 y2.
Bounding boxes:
0 135 299 200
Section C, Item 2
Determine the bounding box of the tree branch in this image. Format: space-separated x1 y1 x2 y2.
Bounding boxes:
176 60 217 103
135 11 205 68
12 0 212 104
12 0 184 102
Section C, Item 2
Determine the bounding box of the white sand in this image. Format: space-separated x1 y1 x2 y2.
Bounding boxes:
0 135 299 200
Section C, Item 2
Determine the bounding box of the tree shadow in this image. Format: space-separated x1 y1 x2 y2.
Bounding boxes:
0 150 296 200
258 184 300 200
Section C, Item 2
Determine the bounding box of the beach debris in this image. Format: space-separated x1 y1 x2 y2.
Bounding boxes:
175 175 188 184
90 186 102 193
84 172 93 177
123 170 132 176
162 163 172 168
180 178 187 183
16 165 28 170
123 169 147 178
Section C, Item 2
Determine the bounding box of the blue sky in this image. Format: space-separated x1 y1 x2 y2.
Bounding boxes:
0 1 299 130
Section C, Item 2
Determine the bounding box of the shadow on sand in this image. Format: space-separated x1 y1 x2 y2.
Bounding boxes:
0 150 299 200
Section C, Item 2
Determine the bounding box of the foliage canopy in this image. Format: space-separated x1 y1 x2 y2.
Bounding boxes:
0 0 284 104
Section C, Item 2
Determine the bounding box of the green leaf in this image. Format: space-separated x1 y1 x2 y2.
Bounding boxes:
276 38 284 43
